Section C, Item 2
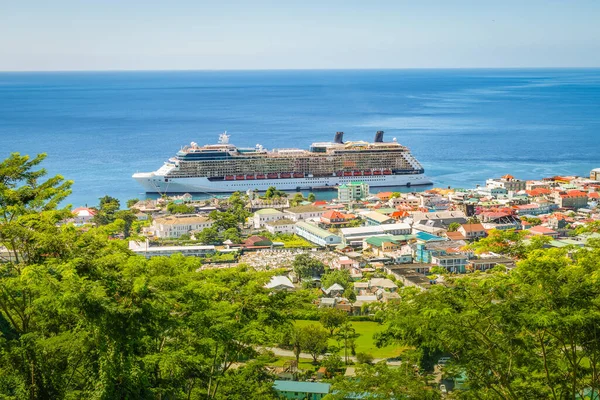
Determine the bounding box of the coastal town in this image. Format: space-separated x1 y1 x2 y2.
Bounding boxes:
66 168 600 397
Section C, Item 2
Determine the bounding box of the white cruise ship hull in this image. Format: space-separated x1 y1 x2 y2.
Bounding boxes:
133 172 432 194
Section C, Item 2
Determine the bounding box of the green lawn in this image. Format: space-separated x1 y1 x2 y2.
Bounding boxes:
295 320 404 359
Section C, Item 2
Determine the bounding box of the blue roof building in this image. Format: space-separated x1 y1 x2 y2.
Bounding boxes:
273 380 331 399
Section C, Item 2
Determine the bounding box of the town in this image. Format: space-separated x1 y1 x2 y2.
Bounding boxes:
64 169 600 398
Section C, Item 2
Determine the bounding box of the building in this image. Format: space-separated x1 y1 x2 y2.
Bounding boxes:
457 223 487 240
364 211 394 226
554 190 589 210
72 207 96 225
129 240 216 258
338 181 369 203
264 276 295 291
265 218 296 234
389 194 420 209
486 174 526 192
528 225 559 238
591 168 600 180
340 223 412 245
273 380 331 400
320 210 356 226
253 208 286 229
467 257 516 272
295 221 341 246
284 205 325 222
431 254 469 273
152 215 214 238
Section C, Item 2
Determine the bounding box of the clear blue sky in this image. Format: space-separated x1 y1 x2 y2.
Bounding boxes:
1 0 599 71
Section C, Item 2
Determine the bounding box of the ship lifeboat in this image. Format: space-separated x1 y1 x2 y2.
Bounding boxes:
353 171 362 176
335 171 343 177
267 173 278 179
225 175 234 181
343 171 352 177
235 175 245 180
383 169 392 175
246 174 255 180
280 173 292 179
373 170 382 176
256 174 266 179
293 173 304 178
363 170 372 176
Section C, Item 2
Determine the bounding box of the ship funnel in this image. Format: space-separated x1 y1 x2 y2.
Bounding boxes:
374 131 384 143
334 131 344 144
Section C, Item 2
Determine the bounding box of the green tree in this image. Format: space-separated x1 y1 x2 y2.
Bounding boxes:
166 202 195 214
320 308 348 336
320 354 343 377
197 227 221 244
299 324 329 363
126 198 139 208
470 228 527 258
222 227 242 243
93 195 120 225
290 193 305 207
307 193 316 202
292 253 325 281
447 222 461 232
336 320 359 364
321 269 352 290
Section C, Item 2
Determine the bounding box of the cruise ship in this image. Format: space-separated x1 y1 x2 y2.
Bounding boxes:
133 131 432 193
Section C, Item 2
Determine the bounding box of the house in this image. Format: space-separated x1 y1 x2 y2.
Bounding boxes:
253 208 286 228
431 254 469 273
265 275 295 291
152 215 214 238
389 194 420 209
376 191 393 201
363 211 394 226
457 223 487 240
72 207 96 225
467 257 516 272
295 221 341 246
527 225 559 238
320 210 356 226
414 240 467 264
273 380 331 400
338 182 370 203
265 218 296 234
243 235 273 248
323 283 345 297
363 235 414 257
284 205 325 222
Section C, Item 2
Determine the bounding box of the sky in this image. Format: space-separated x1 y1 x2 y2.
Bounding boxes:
1 0 599 71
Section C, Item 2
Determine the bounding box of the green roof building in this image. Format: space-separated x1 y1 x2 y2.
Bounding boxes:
273 380 331 400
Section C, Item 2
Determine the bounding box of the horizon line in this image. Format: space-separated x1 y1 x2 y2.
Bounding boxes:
1 66 600 73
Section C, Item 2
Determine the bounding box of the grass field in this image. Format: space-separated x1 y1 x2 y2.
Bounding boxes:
295 320 404 359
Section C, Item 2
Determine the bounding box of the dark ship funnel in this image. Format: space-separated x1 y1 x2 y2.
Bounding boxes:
334 132 344 144
374 131 384 143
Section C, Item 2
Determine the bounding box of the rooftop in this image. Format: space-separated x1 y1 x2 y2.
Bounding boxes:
273 380 331 394
286 205 324 214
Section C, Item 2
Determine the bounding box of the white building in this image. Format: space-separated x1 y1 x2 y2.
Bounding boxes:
253 208 286 229
486 175 526 192
295 221 341 246
389 194 420 209
265 218 296 234
338 182 370 203
284 205 325 222
152 215 214 238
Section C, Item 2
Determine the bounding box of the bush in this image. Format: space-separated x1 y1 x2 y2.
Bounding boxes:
356 352 374 365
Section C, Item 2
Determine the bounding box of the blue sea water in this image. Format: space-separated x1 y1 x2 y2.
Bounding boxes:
0 69 599 207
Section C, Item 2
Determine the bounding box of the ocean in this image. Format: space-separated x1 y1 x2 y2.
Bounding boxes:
0 69 599 207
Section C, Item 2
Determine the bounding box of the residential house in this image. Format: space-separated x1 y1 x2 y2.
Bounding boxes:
243 235 273 248
72 207 96 225
264 276 295 291
431 254 469 273
322 283 345 297
528 225 559 238
320 210 356 226
389 194 420 209
129 240 216 258
364 211 394 226
467 257 516 272
457 223 487 240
